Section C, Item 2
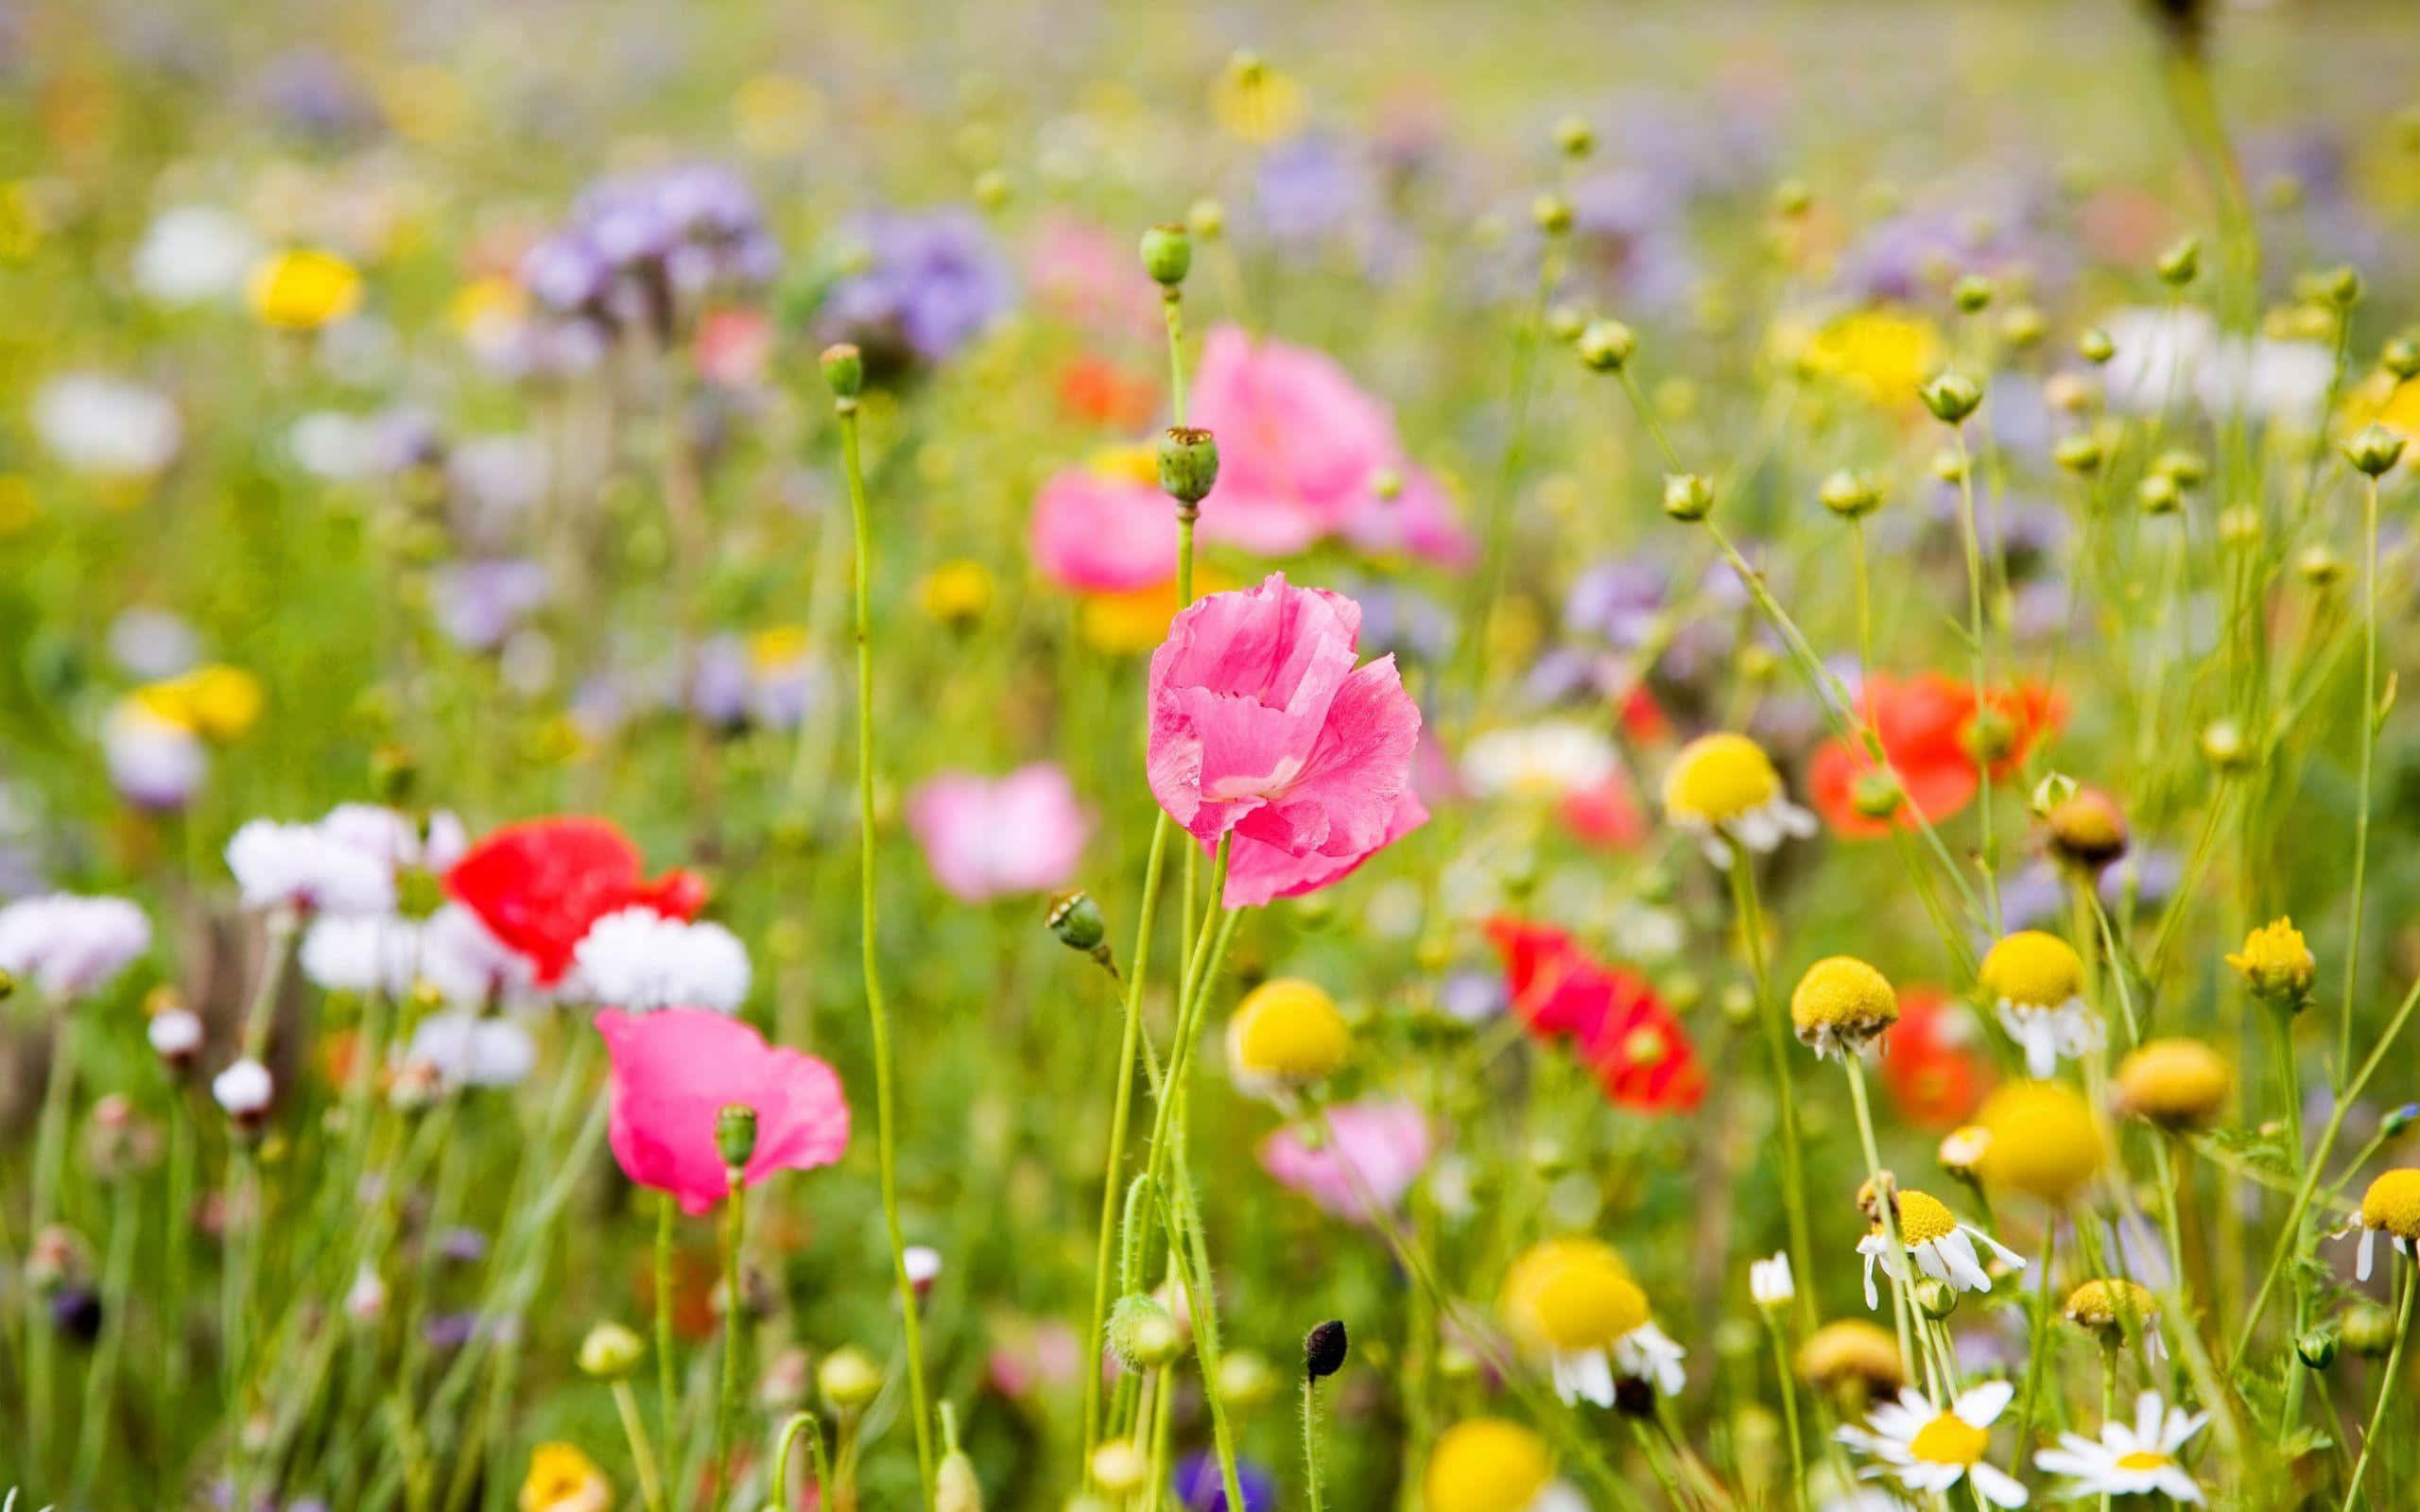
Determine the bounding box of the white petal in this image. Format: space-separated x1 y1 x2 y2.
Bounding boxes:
1970 1462 2031 1508
1956 1379 2015 1428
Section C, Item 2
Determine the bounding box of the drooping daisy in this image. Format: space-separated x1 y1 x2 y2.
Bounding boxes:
1971 1080 2104 1206
1421 1418 1586 1512
1837 1380 2031 1508
1499 1237 1685 1405
2063 1279 2166 1360
2033 1390 2208 1503
1979 931 2099 1079
2342 1168 2420 1282
1789 955 1900 1060
1858 1187 2025 1310
1659 732 1816 869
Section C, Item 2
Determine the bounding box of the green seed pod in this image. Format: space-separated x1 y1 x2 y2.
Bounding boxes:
820 343 865 401
715 1104 759 1171
1139 223 1192 287
578 1321 646 1380
1577 319 1636 373
1157 426 1220 507
1919 371 1984 425
1662 472 1714 522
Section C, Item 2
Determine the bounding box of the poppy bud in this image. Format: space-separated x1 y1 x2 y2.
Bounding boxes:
715 1104 758 1172
1046 890 1116 977
579 1321 646 1380
1139 223 1192 288
1157 426 1220 507
1305 1319 1349 1381
1107 1294 1186 1371
1919 371 1984 425
1662 473 1714 522
2344 422 2406 478
820 343 865 401
1819 470 1881 518
819 1346 882 1411
1576 319 1634 372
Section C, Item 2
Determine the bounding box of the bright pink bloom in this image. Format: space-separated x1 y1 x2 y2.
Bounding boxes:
1028 467 1180 593
446 818 706 987
597 1008 850 1216
1188 325 1471 566
905 764 1093 903
1148 574 1426 908
1259 1100 1434 1223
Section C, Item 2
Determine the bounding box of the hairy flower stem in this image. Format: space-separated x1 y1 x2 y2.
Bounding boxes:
837 396 937 1496
1843 1057 1917 1382
712 1170 748 1512
770 1411 832 1512
2340 1259 2415 1512
614 1380 668 1512
1301 1373 1327 1512
1949 426 2001 932
657 1194 680 1450
1731 860 1816 1331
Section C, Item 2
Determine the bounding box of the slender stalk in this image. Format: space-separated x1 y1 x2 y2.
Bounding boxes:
770 1411 831 1512
25 1003 75 1460
1764 1312 1810 1512
836 394 937 1495
2338 471 2383 1085
614 1379 669 1512
2339 1259 2415 1512
657 1194 680 1451
71 1172 140 1499
713 1169 749 1512
1732 860 1816 1329
1300 1373 1327 1512
1843 1056 1917 1382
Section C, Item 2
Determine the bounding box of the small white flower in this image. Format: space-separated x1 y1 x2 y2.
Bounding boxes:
1994 998 2105 1081
343 1263 389 1322
131 205 262 306
1613 1320 1687 1399
147 1007 205 1059
1461 720 1620 799
1859 1190 2025 1310
0 893 151 1001
103 701 207 812
905 1246 942 1289
2034 1390 2207 1503
568 906 751 1013
32 372 182 478
107 607 199 679
402 1010 536 1089
1750 1251 1796 1309
300 914 423 997
225 817 396 916
317 803 467 874
416 903 544 1009
213 1057 273 1117
1839 1381 2031 1508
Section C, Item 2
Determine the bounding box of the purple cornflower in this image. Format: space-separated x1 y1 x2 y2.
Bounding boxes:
432 559 550 654
821 208 1014 367
1173 1452 1276 1512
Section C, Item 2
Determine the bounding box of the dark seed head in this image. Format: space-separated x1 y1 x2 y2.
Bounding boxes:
1304 1319 1348 1381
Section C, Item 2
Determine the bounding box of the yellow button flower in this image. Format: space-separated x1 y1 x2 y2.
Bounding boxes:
1225 978 1350 1099
1424 1418 1554 1512
1979 932 2097 1078
2113 1039 2231 1129
518 1443 610 1512
134 663 264 744
1660 732 1815 868
2064 1278 2162 1351
1499 1236 1685 1404
920 559 994 627
2226 917 2315 1005
1789 954 1899 1058
2348 1168 2420 1281
249 248 364 332
1799 307 1945 408
1973 1080 2103 1204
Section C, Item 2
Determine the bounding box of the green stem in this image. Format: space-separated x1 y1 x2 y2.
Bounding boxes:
657 1193 680 1452
713 1170 748 1512
1300 1375 1326 1512
838 397 937 1497
2338 472 2382 1086
1733 860 1816 1330
2339 1259 2415 1512
1844 1056 1918 1382
614 1379 669 1512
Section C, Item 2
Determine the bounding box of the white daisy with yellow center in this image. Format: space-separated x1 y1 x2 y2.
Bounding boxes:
1499 1238 1688 1406
2339 1168 2420 1281
1979 931 2101 1079
1838 1381 2030 1508
1858 1189 2025 1310
2033 1390 2207 1503
1659 732 1816 869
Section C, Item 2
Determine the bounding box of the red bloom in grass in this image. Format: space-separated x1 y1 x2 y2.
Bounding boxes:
1561 776 1649 851
1057 355 1160 430
446 817 706 987
1876 986 1994 1128
1485 918 1704 1112
1807 672 2065 838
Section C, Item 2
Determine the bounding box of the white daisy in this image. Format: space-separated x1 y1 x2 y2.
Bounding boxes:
1613 1319 1687 1399
1461 720 1621 799
1994 999 2105 1081
567 906 751 1013
1750 1251 1796 1309
1661 733 1816 870
1979 932 2100 1080
1859 1189 2026 1310
2033 1390 2207 1503
1838 1381 2031 1508
225 817 396 917
0 893 151 1002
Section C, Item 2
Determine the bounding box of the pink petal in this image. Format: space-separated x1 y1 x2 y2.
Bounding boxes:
599 1008 851 1216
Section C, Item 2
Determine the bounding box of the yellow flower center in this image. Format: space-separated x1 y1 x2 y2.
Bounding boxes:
1894 1190 1959 1246
1979 931 2084 1007
1661 732 1782 824
2064 1278 2158 1337
1790 955 1899 1035
1423 1418 1554 1512
1974 1079 2104 1204
2360 1169 2420 1240
1907 1412 1989 1466
2115 1451 2171 1472
250 248 364 332
1226 978 1350 1086
2114 1039 2232 1127
1501 1238 1650 1351
919 559 995 624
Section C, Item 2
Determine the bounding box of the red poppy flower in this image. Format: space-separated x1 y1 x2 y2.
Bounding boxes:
1807 672 2064 838
1876 986 1994 1127
1057 355 1160 430
1617 683 1670 745
445 817 705 987
1485 917 1703 1113
1561 775 1648 850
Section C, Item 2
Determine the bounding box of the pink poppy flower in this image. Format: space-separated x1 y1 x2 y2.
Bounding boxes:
1028 466 1180 593
597 1008 850 1216
905 764 1094 903
1147 573 1427 908
1258 1100 1434 1223
1188 325 1469 566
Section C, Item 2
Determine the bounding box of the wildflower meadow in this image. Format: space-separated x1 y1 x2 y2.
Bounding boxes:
10 1 2420 1508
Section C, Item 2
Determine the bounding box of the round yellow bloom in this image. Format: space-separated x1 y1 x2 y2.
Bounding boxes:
1973 1080 2103 1204
2063 1278 2159 1344
2113 1038 2232 1129
749 625 810 672
1499 1237 1648 1353
1978 931 2084 1009
1225 978 1349 1096
1789 955 1899 1057
135 663 265 743
1800 307 1945 407
518 1443 610 1512
2226 917 2315 1003
1797 1318 1904 1398
1210 63 1307 146
1424 1418 1553 1512
1663 733 1782 823
249 248 364 332
919 559 994 627
2360 1169 2420 1242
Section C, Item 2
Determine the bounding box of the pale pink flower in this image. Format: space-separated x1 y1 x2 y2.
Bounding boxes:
1259 1101 1434 1223
1028 467 1179 593
1188 325 1470 566
597 1008 850 1216
1025 215 1161 339
906 764 1093 903
1148 574 1427 908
